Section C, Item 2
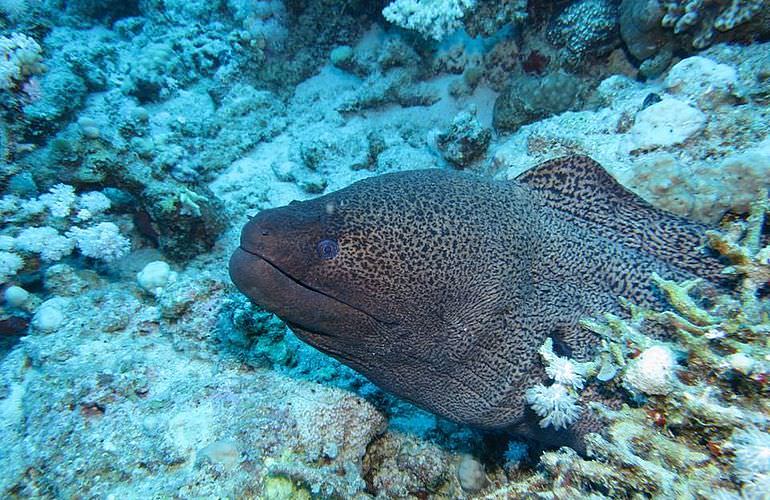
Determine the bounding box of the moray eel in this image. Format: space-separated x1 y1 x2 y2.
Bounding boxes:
229 155 722 449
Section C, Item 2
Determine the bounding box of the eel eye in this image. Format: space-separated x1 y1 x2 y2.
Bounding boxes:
316 239 339 260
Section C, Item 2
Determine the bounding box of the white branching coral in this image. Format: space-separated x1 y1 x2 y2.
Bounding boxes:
0 32 44 91
15 226 75 262
525 383 581 430
75 191 111 221
0 250 23 283
67 222 131 262
525 338 589 430
383 0 476 40
39 183 77 218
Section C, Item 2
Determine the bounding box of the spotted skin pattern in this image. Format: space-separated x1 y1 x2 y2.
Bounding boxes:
229 155 722 449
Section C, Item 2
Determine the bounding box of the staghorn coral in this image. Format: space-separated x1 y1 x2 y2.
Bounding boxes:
487 194 770 498
661 0 768 48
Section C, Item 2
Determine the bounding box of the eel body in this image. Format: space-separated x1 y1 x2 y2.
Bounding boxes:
229 156 722 448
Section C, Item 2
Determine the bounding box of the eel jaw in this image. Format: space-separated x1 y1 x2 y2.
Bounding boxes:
229 247 363 347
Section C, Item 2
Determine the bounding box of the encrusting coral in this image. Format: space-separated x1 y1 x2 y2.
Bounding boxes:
488 194 770 498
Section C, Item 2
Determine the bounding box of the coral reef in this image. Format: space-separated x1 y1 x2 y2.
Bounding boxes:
486 196 770 498
492 49 769 225
0 0 768 497
619 0 672 63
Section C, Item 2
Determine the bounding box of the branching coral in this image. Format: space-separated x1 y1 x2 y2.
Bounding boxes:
661 0 768 48
382 0 529 40
382 0 476 40
0 33 44 91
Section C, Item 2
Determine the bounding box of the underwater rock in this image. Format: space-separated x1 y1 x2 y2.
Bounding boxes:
136 260 177 296
22 64 88 136
43 264 92 296
0 279 388 497
198 85 287 178
457 454 488 492
463 0 528 37
65 0 140 23
196 439 241 471
627 97 706 150
629 137 770 223
436 108 491 169
619 0 671 62
30 297 66 333
338 68 440 112
329 45 355 70
101 160 227 261
363 432 455 497
3 286 29 307
493 72 584 133
664 56 744 109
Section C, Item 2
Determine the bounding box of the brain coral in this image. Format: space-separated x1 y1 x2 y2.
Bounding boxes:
547 0 619 61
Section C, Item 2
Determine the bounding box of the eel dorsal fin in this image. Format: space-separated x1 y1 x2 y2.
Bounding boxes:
515 155 723 281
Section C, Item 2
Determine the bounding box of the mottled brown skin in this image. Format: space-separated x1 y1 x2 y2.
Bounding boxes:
229 156 722 450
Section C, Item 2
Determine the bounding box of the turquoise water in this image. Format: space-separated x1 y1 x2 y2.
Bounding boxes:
1 1 769 498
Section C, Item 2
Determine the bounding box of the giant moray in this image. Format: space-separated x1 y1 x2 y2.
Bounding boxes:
229 155 723 449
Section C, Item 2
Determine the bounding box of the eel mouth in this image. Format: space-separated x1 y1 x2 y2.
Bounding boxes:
229 246 377 342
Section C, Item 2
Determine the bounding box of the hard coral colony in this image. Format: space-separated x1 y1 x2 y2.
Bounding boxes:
0 0 769 499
